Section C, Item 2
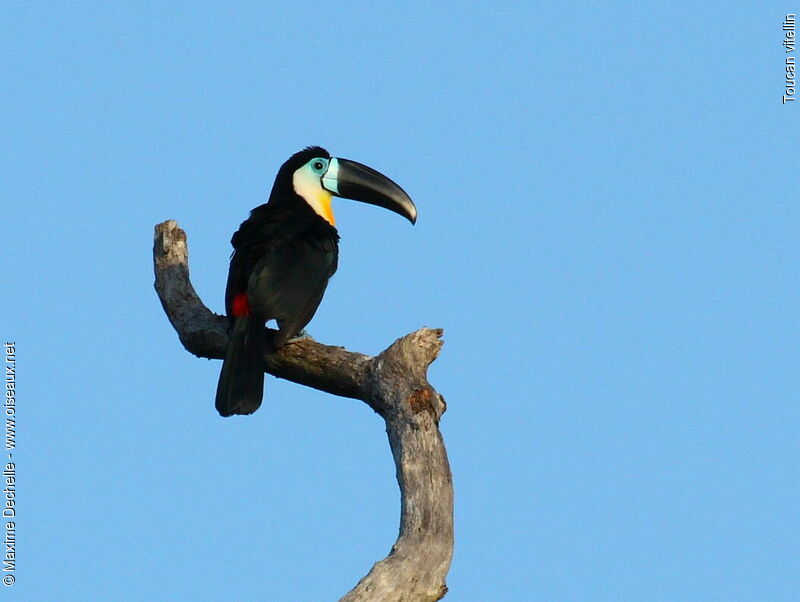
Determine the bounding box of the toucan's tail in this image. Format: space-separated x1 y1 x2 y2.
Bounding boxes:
215 316 265 416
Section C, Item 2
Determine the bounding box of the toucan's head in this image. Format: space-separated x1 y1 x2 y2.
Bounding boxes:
270 146 417 227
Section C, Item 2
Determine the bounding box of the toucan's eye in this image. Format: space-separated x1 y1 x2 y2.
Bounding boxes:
311 158 328 172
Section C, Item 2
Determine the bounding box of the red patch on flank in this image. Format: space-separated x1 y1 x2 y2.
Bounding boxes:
232 293 251 317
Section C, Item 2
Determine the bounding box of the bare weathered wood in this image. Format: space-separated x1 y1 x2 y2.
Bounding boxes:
153 220 453 601
342 332 452 602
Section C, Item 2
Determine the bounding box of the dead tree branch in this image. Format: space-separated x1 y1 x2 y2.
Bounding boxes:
153 220 453 601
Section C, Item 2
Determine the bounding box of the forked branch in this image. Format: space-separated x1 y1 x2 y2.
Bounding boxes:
153 220 453 601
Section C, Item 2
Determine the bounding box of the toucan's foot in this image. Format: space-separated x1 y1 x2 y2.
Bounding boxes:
287 329 315 343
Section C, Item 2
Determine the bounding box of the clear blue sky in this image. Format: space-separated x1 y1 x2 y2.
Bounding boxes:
3 2 797 600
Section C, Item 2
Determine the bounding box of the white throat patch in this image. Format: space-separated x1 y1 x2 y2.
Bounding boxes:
292 166 335 226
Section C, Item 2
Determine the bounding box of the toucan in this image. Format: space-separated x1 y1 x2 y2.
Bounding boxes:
215 146 417 417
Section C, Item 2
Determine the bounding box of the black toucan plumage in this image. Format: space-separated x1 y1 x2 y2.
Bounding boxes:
215 146 416 417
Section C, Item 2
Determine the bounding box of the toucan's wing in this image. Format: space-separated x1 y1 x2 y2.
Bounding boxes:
225 203 338 343
247 235 337 346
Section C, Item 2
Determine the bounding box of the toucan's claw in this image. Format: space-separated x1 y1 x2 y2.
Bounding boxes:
287 329 314 343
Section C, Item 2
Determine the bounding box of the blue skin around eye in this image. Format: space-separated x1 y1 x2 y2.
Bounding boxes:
310 158 328 173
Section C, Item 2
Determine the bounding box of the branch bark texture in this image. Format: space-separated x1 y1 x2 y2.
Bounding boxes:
153 220 453 601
